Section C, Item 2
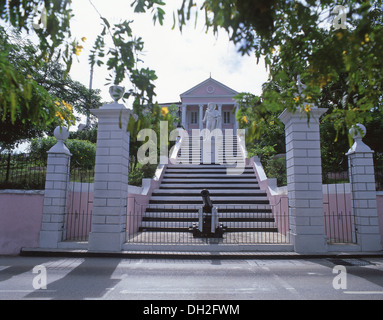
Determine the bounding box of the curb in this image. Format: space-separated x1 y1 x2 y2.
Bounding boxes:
20 248 383 260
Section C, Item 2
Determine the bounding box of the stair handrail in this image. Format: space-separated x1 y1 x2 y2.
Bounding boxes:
237 129 248 160
169 127 186 163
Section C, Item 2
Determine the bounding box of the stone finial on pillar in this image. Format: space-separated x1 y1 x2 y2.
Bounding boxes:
348 124 371 153
39 127 72 249
347 124 382 251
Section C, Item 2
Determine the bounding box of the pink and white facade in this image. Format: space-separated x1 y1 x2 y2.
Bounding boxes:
164 77 240 134
2 79 383 255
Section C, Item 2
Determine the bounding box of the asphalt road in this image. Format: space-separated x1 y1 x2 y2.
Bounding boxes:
1 256 383 302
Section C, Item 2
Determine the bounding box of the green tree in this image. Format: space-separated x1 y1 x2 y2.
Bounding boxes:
0 0 164 129
0 29 103 151
170 0 383 138
3 0 382 145
29 137 96 170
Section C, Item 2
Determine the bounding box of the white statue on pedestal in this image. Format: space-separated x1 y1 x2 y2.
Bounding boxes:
203 103 221 132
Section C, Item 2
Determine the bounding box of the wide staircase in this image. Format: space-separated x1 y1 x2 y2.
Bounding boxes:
136 135 279 243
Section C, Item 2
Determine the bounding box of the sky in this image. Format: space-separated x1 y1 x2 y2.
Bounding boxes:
68 0 269 106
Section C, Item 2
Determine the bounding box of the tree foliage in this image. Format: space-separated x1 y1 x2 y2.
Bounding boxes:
0 28 102 150
172 0 383 138
2 0 382 146
29 136 97 170
0 0 162 131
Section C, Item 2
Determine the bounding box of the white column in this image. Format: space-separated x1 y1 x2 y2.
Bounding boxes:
217 104 223 131
199 104 204 131
182 104 187 130
88 101 131 252
39 127 72 249
347 124 382 251
234 104 239 135
279 108 328 253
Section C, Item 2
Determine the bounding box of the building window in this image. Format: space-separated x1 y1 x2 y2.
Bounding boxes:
224 111 231 124
191 111 198 124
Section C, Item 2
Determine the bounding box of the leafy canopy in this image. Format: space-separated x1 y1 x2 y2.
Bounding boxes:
2 0 382 142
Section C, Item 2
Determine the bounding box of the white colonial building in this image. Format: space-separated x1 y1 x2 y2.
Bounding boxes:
162 77 240 134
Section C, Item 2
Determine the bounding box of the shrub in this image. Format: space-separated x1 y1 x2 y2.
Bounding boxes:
66 139 96 170
265 156 287 187
29 137 96 170
128 163 157 187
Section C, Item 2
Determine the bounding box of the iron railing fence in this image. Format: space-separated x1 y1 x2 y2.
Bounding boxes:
322 170 349 185
0 153 47 190
376 169 383 191
322 170 357 244
125 199 290 245
374 155 382 191
64 166 94 242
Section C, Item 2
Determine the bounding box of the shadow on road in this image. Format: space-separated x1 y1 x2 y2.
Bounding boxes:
25 258 121 300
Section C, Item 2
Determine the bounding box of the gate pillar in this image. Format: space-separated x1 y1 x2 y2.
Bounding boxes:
279 108 328 253
39 127 72 248
347 124 382 251
88 100 131 252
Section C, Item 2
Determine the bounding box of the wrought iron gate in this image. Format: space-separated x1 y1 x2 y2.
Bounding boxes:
64 167 94 241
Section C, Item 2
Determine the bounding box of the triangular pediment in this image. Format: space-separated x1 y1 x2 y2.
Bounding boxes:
180 78 238 98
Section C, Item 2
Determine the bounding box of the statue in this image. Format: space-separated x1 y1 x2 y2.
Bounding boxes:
203 103 221 132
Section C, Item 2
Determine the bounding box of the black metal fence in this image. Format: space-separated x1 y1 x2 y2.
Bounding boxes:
0 153 47 190
376 169 383 191
322 171 357 244
322 171 349 185
64 167 94 242
125 200 290 245
374 155 383 191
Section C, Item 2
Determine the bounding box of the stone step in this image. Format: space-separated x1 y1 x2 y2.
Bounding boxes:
179 149 241 153
149 196 270 205
180 144 239 147
165 168 254 173
140 221 276 229
177 155 243 158
175 161 245 165
159 184 260 189
143 211 274 219
178 153 241 157
167 164 252 169
162 178 258 183
145 204 272 212
139 226 279 233
152 189 266 196
163 173 256 179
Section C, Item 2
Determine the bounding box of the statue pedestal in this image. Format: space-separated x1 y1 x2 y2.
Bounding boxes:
202 137 216 164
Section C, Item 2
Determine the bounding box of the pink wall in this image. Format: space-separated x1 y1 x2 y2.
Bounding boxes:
251 157 383 246
126 169 165 238
65 191 94 241
250 158 290 236
127 194 150 236
0 184 381 255
377 194 383 248
323 192 353 243
0 192 43 255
